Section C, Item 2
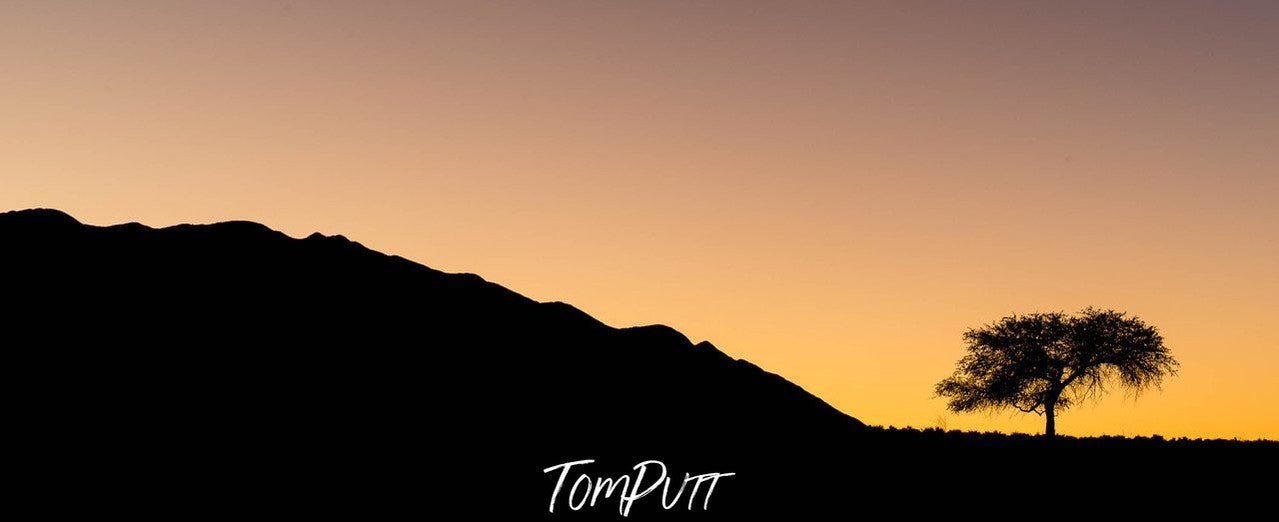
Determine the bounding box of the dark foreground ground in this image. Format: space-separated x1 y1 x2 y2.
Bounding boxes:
25 422 1273 519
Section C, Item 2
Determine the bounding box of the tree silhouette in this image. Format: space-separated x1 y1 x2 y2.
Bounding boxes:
935 308 1178 436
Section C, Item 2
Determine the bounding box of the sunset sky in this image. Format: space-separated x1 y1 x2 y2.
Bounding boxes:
3 1 1276 439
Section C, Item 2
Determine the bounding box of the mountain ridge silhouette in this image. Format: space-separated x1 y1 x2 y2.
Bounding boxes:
3 207 868 517
5 207 862 428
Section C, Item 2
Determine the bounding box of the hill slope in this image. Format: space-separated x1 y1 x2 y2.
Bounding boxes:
2 208 862 517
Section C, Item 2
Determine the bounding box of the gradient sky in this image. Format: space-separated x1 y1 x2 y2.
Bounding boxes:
3 1 1276 439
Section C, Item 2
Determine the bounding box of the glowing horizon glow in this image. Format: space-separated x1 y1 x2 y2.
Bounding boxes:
3 1 1275 439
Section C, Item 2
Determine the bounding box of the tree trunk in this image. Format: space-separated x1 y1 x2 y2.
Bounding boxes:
1044 401 1056 437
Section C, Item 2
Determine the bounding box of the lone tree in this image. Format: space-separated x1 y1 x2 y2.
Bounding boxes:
935 308 1178 436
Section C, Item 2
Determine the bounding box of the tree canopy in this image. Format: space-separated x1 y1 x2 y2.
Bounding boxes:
936 308 1178 436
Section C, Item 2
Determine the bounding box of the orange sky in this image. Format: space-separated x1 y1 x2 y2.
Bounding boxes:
3 1 1276 439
